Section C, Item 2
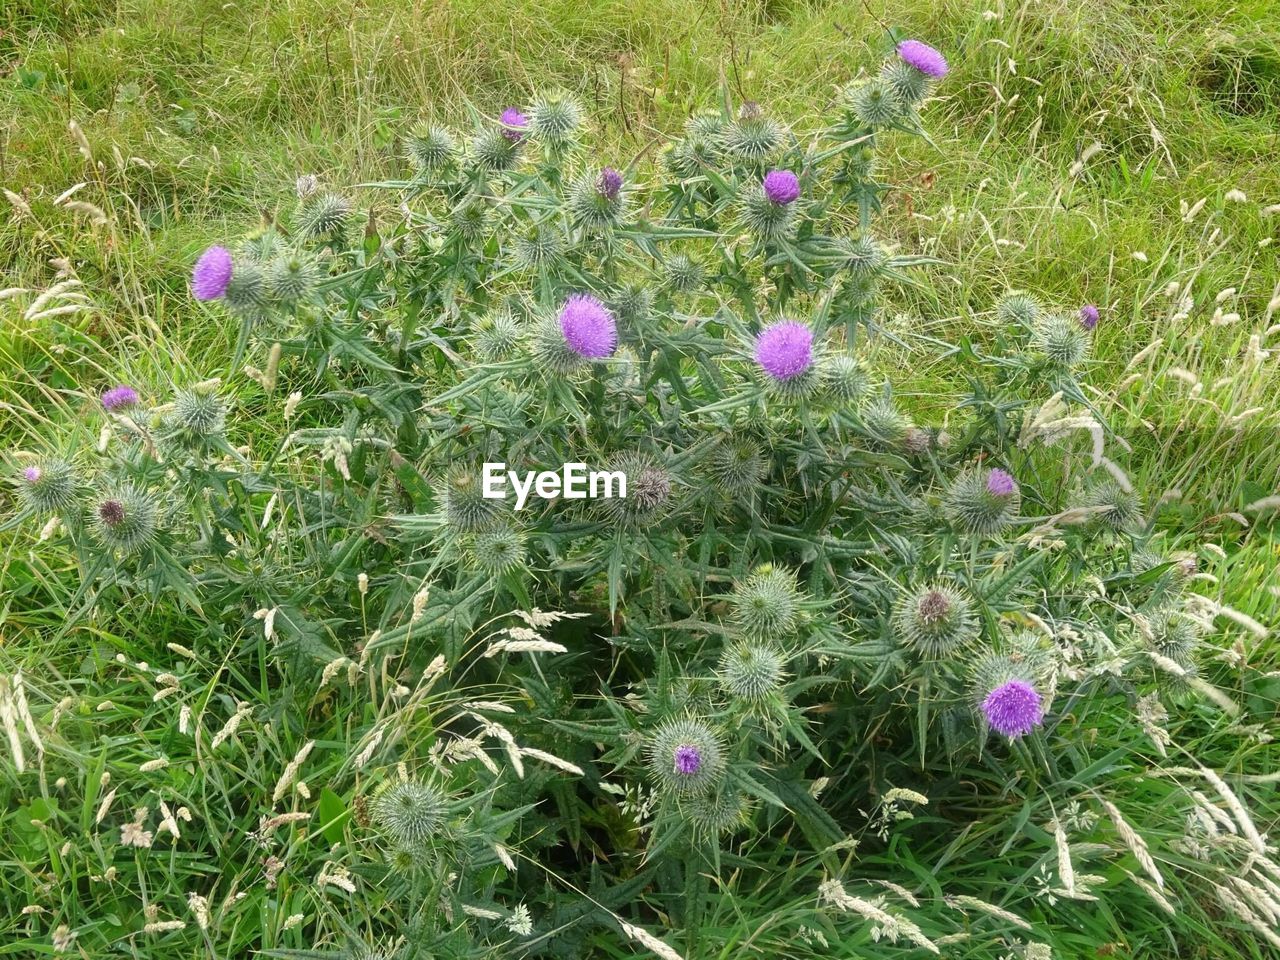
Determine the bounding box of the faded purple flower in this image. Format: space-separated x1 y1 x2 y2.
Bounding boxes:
500 107 529 142
97 499 126 527
986 467 1016 497
101 385 139 412
762 169 800 205
982 679 1044 738
755 320 814 381
917 588 951 623
559 294 617 359
1079 304 1099 330
191 246 233 301
596 166 623 200
897 39 949 79
673 744 703 776
23 466 41 484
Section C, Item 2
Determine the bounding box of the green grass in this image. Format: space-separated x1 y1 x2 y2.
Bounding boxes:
1 0 1278 956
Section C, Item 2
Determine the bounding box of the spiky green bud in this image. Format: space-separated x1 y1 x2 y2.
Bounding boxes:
645 717 726 797
892 582 980 659
730 565 803 640
371 778 446 846
89 485 158 554
717 642 785 702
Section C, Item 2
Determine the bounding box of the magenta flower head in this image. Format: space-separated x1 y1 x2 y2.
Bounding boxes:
762 169 800 205
897 39 949 79
755 320 814 381
982 679 1044 738
558 294 617 359
23 465 41 484
191 246 233 301
1079 304 1099 330
101 385 139 412
673 744 703 776
986 467 1016 497
596 166 623 200
500 107 529 142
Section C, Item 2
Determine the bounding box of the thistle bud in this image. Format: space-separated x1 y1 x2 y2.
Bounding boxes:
404 123 457 176
996 291 1041 327
1034 313 1090 367
440 465 501 533
663 254 706 294
528 91 583 148
717 642 785 702
645 718 726 797
730 565 803 640
89 486 158 554
892 582 979 659
16 460 78 514
944 466 1021 536
371 778 446 846
470 526 526 576
1081 479 1143 532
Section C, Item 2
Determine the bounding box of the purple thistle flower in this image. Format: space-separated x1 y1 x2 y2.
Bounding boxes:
897 39 949 79
982 679 1044 738
500 107 529 142
23 466 42 484
986 467 1016 497
558 294 617 359
191 246 233 301
596 166 623 200
1079 304 1099 330
762 169 800 205
101 385 140 412
755 320 814 381
673 744 703 776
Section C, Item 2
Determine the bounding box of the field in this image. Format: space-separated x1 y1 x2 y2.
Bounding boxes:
2 0 1279 957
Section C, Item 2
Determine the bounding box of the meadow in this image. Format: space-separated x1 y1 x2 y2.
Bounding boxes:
1 0 1278 957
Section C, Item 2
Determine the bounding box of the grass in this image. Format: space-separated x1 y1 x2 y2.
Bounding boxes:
1 0 1278 956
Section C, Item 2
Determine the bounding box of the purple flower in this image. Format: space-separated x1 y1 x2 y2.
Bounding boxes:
673 744 703 776
762 169 800 205
597 166 623 200
1079 304 1099 330
22 466 41 484
191 246 233 301
982 679 1044 738
986 467 1016 497
755 320 814 381
101 385 139 412
897 39 949 79
500 107 529 142
559 294 617 359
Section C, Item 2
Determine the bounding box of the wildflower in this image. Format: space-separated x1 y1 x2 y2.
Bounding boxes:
987 468 1015 496
755 320 814 381
892 583 979 658
981 679 1044 738
1079 304 1099 330
16 460 77 514
499 107 529 142
90 486 158 554
191 246 233 300
762 169 800 205
646 717 725 796
596 166 623 200
101 385 139 411
507 904 534 937
897 40 949 78
558 294 617 359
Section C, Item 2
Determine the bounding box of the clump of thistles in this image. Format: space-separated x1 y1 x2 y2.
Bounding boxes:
558 295 617 359
191 246 233 300
981 679 1044 738
755 320 814 381
762 169 800 205
101 385 139 412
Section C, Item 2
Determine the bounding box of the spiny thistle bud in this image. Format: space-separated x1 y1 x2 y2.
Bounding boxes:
191 246 233 301
739 184 797 240
1142 608 1201 666
663 254 705 293
170 387 227 439
268 254 322 307
568 169 627 231
686 787 750 838
405 123 457 175
1034 312 1090 367
730 565 803 640
295 192 353 241
839 236 887 279
645 717 725 797
880 59 929 107
531 312 589 375
558 294 617 359
1081 478 1143 532
450 200 490 241
528 91 583 148
472 311 523 362
840 145 877 182
944 466 1021 536
440 465 501 532
717 642 785 702
667 136 719 178
221 261 270 318
101 385 140 412
892 582 979 658
371 778 446 846
470 126 521 172
16 460 77 513
89 485 158 554
762 169 800 205
823 355 870 405
240 230 286 265
980 679 1044 739
718 112 783 161
685 111 727 141
512 225 565 272
598 452 673 528
470 525 526 576
996 291 1041 327
859 396 912 449
846 78 902 127
609 284 654 328
708 437 767 497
